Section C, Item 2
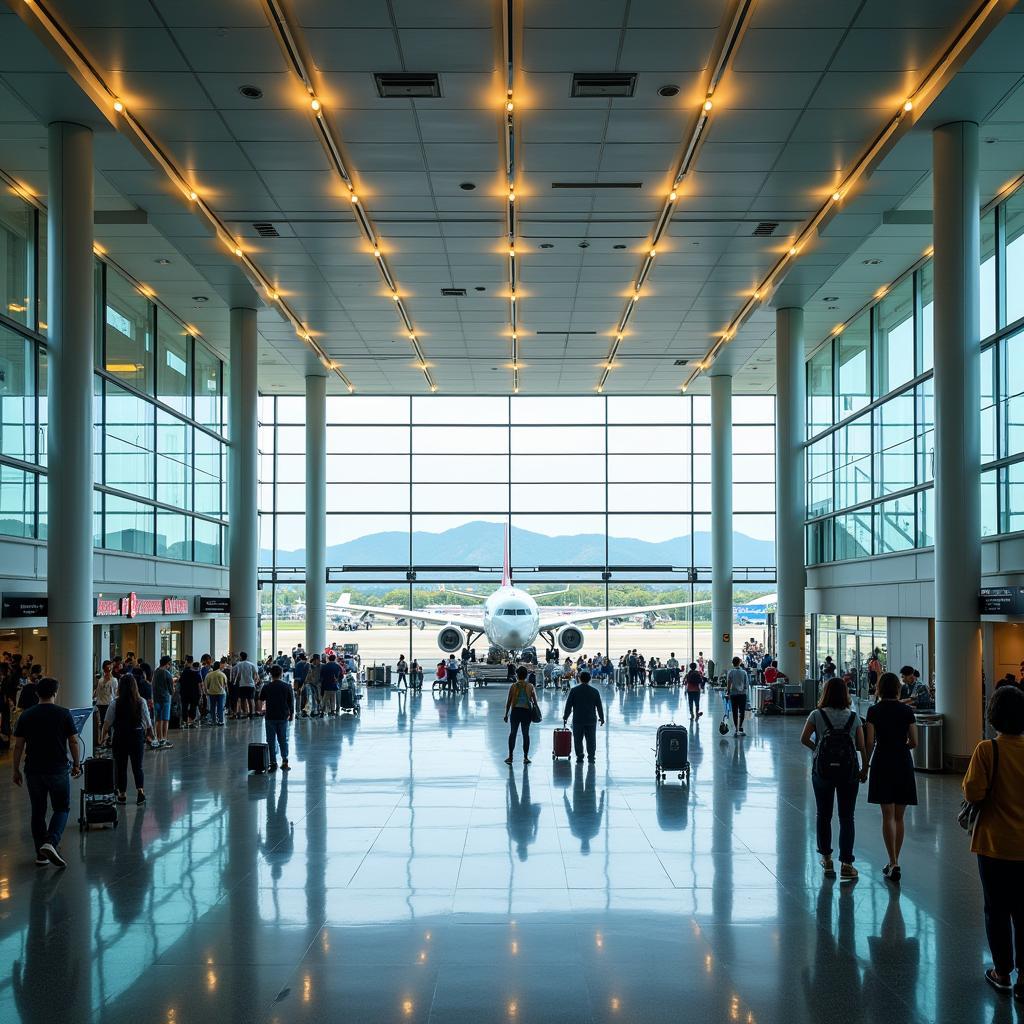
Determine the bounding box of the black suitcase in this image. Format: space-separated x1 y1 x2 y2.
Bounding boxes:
248 742 270 773
339 689 358 713
652 668 672 687
655 723 690 783
83 756 116 795
169 698 181 730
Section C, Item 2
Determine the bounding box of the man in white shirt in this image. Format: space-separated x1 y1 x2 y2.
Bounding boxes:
234 651 258 719
726 657 751 736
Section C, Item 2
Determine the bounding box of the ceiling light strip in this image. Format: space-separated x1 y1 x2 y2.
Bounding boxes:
15 0 355 391
502 0 519 393
680 0 1008 391
596 0 756 391
259 0 435 391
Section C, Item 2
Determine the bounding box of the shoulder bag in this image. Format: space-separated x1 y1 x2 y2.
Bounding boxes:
958 738 999 834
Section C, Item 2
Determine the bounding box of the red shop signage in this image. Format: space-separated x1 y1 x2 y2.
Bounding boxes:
94 592 189 619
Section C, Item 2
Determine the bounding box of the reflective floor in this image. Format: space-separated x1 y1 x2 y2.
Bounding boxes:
0 687 1004 1023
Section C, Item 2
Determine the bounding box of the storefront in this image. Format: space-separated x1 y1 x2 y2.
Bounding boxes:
811 614 889 696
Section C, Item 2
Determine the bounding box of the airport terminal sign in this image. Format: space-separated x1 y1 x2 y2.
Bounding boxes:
94 592 189 618
979 587 1024 615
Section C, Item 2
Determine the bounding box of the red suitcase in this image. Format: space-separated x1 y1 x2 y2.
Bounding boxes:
552 727 572 760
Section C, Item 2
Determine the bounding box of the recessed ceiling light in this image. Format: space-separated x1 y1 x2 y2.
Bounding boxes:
658 85 680 98
154 257 171 265
238 85 263 99
192 295 209 303
474 286 486 291
459 182 476 191
985 138 999 144
539 243 554 249
822 296 839 301
862 258 883 265
828 305 839 310
578 241 590 248
613 244 627 250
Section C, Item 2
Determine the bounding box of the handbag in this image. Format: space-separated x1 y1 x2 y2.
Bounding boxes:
718 714 730 735
530 699 543 724
958 738 998 834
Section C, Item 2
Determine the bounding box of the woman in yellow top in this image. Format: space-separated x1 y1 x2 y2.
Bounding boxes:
503 666 538 766
963 685 1024 998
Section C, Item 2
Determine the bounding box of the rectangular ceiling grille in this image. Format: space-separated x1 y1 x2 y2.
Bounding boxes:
752 221 779 236
375 73 441 98
252 222 279 237
440 287 467 297
570 73 637 98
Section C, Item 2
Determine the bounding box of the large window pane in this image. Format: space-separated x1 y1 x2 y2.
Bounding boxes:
807 435 833 517
835 415 872 510
105 495 153 554
104 268 153 393
837 312 871 417
512 396 603 424
195 518 222 565
1004 329 1024 458
807 344 833 437
1006 464 1024 535
0 187 32 329
835 511 873 560
982 468 997 537
194 341 222 431
157 318 190 414
105 382 154 498
156 410 191 507
733 514 775 566
608 425 687 454
916 380 935 484
514 454 602 481
875 277 915 397
0 325 35 461
606 515 687 565
607 395 688 423
0 464 34 537
874 391 915 497
157 510 190 560
981 344 996 463
608 483 686 512
333 514 410 564
1002 201 1023 328
513 426 602 453
195 431 222 516
919 262 933 374
329 395 408 423
876 496 915 553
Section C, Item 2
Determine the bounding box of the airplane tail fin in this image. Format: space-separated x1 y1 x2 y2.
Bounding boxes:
502 523 511 587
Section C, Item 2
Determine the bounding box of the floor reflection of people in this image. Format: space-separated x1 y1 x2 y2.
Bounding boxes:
107 802 154 926
863 889 919 1024
729 736 748 812
563 762 605 853
259 774 295 882
506 767 541 861
803 882 865 1023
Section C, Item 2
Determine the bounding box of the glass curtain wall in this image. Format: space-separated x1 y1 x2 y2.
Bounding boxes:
0 178 227 562
258 395 776 660
805 177 1024 564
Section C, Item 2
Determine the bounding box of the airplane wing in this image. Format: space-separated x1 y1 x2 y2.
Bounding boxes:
538 599 710 631
329 601 484 631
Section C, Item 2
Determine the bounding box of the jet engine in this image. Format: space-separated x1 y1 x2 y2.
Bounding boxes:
555 625 585 654
436 625 466 654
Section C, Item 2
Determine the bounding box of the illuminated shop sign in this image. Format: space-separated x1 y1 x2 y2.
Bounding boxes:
94 592 189 618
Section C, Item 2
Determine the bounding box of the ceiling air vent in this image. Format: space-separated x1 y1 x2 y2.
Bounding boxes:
440 287 467 297
375 72 441 98
752 221 779 236
571 73 637 98
252 222 279 237
673 359 689 366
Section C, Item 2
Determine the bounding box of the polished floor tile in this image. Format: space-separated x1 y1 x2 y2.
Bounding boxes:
0 687 1005 1023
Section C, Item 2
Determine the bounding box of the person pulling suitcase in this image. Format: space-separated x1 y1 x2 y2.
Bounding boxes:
562 670 605 764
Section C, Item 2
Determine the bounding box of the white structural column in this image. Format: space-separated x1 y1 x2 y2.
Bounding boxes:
46 122 95 735
775 307 806 684
710 372 733 677
305 374 327 655
229 307 260 659
933 121 982 767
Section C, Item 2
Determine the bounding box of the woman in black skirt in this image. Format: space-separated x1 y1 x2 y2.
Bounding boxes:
865 672 919 881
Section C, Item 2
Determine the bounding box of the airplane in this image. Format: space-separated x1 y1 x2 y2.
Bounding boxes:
330 529 710 656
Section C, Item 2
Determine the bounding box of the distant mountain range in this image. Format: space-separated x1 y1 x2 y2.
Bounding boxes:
263 519 775 568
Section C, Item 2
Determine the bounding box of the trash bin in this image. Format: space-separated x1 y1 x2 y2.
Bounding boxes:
913 713 944 772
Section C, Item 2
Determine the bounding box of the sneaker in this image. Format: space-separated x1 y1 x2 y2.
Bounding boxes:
281 761 291 771
840 863 858 881
985 968 1012 993
890 865 901 883
268 763 278 772
39 843 66 869
738 728 745 735
523 757 531 765
821 858 835 878
697 711 704 719
34 853 48 866
116 792 127 804
136 791 146 805
504 757 513 765
161 740 174 749
149 740 161 750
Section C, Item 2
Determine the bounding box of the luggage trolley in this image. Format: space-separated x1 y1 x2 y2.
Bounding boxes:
654 722 691 784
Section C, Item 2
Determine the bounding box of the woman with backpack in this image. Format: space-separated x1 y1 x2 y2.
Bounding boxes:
800 677 869 880
503 666 539 765
865 671 918 882
99 674 154 805
963 685 1024 998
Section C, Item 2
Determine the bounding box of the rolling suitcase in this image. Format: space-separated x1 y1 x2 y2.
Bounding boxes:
339 688 359 714
652 668 673 687
248 742 270 773
655 723 690 784
552 727 572 761
79 756 118 831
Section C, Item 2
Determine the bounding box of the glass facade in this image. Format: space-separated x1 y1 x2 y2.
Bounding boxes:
259 394 776 658
805 180 1024 564
0 180 227 562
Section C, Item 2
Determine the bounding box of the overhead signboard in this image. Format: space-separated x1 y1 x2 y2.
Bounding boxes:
1 596 48 618
94 592 189 618
198 596 231 614
979 587 1024 615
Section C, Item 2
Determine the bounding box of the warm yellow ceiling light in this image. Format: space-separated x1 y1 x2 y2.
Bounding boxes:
703 99 713 112
788 246 798 256
310 97 321 112
350 193 359 204
113 99 124 113
649 248 657 258
506 100 514 113
903 99 914 112
508 190 516 202
668 190 677 202
831 190 842 202
234 247 243 257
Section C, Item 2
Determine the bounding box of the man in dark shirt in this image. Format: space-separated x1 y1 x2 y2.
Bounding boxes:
12 677 82 867
562 671 605 764
683 662 705 720
152 655 175 749
261 666 294 771
318 654 341 717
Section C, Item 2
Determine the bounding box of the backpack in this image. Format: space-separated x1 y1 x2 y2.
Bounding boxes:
812 711 859 783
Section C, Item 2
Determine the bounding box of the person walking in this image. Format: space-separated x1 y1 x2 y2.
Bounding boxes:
867 649 884 695
100 675 154 806
151 655 175 749
11 677 82 867
204 659 228 725
94 660 117 748
319 653 341 716
261 665 294 772
396 655 408 691
504 666 538 765
683 662 705 720
561 670 605 764
963 685 1024 998
178 660 203 728
627 649 639 688
800 677 869 881
726 657 751 735
234 651 258 718
865 671 918 882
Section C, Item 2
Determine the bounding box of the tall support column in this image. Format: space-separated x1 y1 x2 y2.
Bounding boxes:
46 122 94 738
933 121 982 768
229 306 259 659
775 307 806 684
305 374 327 656
710 373 733 678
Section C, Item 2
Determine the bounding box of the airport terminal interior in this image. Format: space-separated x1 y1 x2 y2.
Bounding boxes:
1 0 1024 1021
